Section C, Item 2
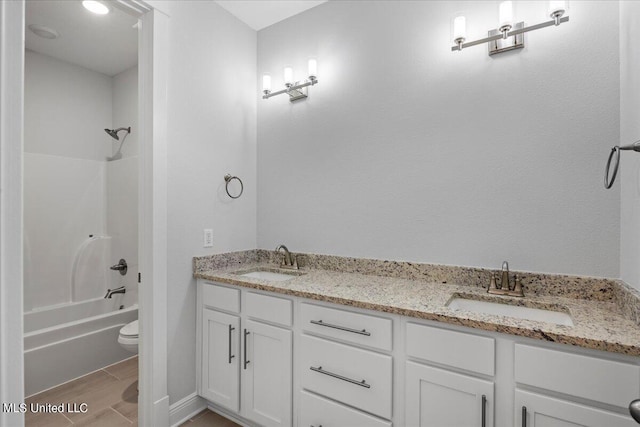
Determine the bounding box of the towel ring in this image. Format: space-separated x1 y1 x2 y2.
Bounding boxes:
604 146 620 189
224 174 243 199
604 140 640 189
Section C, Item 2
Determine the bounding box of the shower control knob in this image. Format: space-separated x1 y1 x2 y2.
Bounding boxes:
110 259 128 276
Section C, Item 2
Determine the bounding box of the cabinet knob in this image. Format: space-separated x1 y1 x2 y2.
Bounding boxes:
630 399 640 423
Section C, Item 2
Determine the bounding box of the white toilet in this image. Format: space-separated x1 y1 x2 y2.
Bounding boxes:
118 320 139 354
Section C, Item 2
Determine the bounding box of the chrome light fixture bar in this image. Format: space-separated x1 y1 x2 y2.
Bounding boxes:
262 59 318 102
451 1 569 55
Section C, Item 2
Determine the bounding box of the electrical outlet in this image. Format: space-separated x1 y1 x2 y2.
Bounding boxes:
203 229 213 248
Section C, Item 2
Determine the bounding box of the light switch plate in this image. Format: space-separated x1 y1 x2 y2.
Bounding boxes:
203 229 213 248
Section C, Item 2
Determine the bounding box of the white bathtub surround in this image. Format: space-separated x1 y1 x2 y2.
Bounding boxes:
24 300 138 396
257 1 620 279
72 235 112 302
24 51 139 311
23 153 108 310
107 155 139 306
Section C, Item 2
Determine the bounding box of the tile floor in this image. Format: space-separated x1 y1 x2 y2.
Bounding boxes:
26 357 138 427
179 410 241 427
25 356 240 427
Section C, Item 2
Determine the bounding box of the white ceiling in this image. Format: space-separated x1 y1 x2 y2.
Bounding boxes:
25 0 138 77
215 0 327 31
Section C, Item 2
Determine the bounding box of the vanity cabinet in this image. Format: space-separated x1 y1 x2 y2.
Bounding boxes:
197 281 293 427
196 279 639 427
405 361 494 427
515 390 636 427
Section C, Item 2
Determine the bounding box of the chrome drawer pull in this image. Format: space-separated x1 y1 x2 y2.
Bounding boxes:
481 395 486 427
522 406 527 427
310 320 371 336
243 329 250 370
310 366 371 389
228 324 235 364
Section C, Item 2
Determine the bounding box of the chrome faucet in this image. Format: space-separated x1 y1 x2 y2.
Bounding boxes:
488 261 524 297
104 286 126 299
501 261 510 291
275 244 298 270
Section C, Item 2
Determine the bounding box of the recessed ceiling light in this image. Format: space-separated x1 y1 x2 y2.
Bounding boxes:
28 24 60 40
82 1 109 15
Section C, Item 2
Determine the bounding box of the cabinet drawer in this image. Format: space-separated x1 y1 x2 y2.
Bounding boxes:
300 334 392 420
301 303 392 351
245 292 292 327
202 282 240 313
406 322 495 376
299 390 392 427
515 344 640 408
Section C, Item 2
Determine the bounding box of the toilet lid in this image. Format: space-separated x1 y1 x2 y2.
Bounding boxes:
120 320 138 337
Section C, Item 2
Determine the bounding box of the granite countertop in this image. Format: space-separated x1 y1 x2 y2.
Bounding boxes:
193 251 640 357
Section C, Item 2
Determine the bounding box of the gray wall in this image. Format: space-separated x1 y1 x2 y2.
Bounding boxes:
257 1 620 278
166 1 257 404
620 0 640 290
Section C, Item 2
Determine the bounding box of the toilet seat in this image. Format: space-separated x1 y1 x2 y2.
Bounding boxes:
120 320 138 337
118 320 138 354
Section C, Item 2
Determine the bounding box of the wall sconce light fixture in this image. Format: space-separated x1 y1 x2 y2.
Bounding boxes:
451 1 569 56
262 59 318 102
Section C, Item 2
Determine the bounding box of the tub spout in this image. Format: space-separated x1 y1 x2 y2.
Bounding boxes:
104 286 126 299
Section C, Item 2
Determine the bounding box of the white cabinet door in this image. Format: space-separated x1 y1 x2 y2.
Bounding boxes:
201 309 240 412
405 361 494 427
515 390 637 427
241 319 292 427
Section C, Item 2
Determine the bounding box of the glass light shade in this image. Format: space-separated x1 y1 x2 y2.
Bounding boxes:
284 67 293 85
308 59 317 78
499 1 513 29
548 0 567 17
453 16 466 41
262 74 271 92
82 0 109 15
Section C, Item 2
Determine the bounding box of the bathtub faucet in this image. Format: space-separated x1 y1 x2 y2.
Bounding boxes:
104 286 126 299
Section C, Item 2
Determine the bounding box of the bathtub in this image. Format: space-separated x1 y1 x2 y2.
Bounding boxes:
24 297 138 397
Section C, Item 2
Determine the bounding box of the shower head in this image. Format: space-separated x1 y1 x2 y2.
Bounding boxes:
105 126 132 161
104 127 131 141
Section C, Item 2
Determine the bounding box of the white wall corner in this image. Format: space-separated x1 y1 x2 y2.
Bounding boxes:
619 0 640 290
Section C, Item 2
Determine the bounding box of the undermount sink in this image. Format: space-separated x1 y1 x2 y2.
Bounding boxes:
235 268 304 282
447 295 574 327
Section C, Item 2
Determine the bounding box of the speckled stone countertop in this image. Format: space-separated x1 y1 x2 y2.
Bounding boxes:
193 250 640 357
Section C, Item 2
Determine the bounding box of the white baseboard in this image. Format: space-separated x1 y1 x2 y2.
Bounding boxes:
169 392 206 427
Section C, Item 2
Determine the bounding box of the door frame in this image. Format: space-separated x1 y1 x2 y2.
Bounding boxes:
0 1 26 426
0 1 170 425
